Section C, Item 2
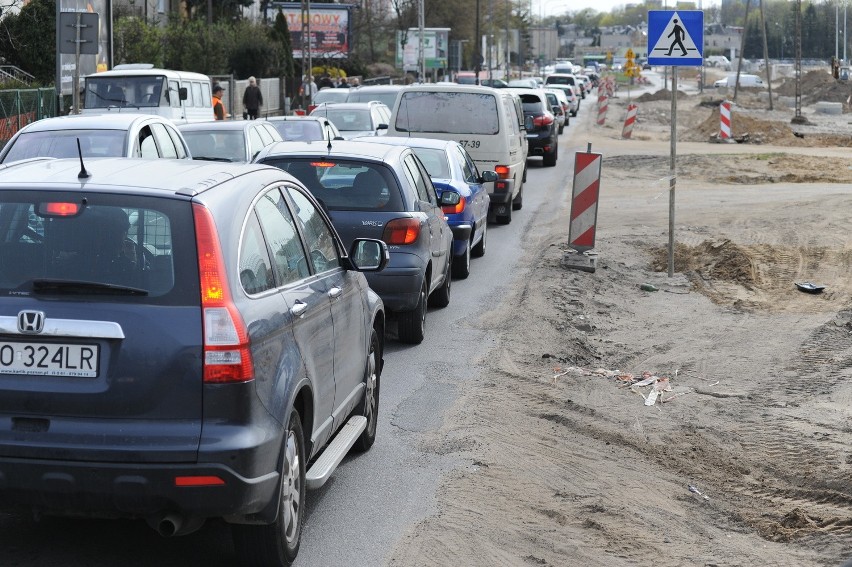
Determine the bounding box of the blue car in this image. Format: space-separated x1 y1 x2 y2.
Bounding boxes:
361 136 496 279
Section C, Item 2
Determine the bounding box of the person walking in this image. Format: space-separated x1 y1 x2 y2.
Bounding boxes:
338 77 349 88
212 83 227 120
242 76 263 120
300 75 318 109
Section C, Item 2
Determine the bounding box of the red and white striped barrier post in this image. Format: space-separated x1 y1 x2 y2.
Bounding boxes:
565 149 602 272
596 94 608 126
622 103 638 139
720 100 732 139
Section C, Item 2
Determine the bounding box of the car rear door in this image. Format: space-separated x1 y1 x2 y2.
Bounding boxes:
402 153 449 290
0 192 203 463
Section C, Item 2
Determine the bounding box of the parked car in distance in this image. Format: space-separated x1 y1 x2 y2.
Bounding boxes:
178 120 282 163
0 157 389 566
507 88 558 167
507 78 539 89
346 84 407 110
714 74 765 88
0 113 192 163
254 140 455 344
307 86 350 112
264 115 343 142
545 73 585 98
310 101 391 140
364 136 496 278
545 84 579 116
543 90 567 134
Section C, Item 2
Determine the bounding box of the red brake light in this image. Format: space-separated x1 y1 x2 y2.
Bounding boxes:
310 161 336 168
193 203 254 384
494 165 511 180
382 218 421 245
442 196 466 215
175 476 226 487
533 114 554 128
39 202 80 216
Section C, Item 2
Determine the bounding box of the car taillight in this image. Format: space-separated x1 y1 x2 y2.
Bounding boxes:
307 104 317 113
382 218 421 245
193 203 254 384
442 196 466 215
494 165 511 180
533 114 554 128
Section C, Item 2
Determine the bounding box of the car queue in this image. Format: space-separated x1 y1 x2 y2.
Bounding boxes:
0 76 581 567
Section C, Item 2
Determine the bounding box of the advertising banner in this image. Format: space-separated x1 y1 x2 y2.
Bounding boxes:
396 29 450 71
270 3 352 59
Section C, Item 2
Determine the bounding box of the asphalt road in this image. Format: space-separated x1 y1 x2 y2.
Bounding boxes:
0 108 594 567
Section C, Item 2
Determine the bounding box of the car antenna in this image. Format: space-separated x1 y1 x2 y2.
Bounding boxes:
327 137 332 153
76 138 90 179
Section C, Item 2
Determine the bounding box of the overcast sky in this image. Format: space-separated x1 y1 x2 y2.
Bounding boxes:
538 0 720 19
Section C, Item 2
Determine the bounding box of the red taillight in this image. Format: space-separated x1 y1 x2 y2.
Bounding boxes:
175 476 226 487
382 218 421 245
193 203 254 384
494 165 511 180
442 196 466 215
533 114 554 128
39 202 80 216
307 104 317 113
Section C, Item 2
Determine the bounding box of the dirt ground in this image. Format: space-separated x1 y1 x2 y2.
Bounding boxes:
386 81 852 566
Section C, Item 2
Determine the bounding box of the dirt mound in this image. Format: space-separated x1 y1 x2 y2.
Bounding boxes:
687 108 798 143
636 89 689 102
651 239 756 287
775 70 852 105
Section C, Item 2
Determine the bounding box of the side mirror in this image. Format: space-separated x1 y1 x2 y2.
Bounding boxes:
179 87 188 101
376 123 389 130
552 105 563 115
480 170 499 183
524 116 534 130
349 239 389 272
439 191 461 206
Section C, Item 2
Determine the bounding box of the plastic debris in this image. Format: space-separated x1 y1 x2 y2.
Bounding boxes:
688 485 710 500
640 283 659 292
644 389 659 406
796 282 826 294
653 377 673 392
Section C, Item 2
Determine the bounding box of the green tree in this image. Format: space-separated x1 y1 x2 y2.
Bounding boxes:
114 17 165 67
0 0 56 84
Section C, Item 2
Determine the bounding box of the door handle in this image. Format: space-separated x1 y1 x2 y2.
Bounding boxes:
328 287 342 299
290 301 309 316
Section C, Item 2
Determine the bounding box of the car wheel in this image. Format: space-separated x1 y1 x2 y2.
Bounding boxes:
232 410 306 566
543 143 557 167
429 257 452 308
352 327 381 452
471 223 487 258
558 123 564 135
512 184 523 211
495 202 512 225
452 242 471 279
398 281 427 344
571 109 577 117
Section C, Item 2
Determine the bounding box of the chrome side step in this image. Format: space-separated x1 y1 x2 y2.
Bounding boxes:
305 415 366 490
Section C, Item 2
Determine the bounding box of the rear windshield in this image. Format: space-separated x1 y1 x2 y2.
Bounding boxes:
0 192 197 304
181 130 245 161
545 76 576 86
316 109 372 132
3 130 126 162
260 158 403 212
346 91 400 109
395 91 499 135
271 120 324 141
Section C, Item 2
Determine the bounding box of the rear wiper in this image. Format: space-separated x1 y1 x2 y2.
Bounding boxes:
192 156 232 162
31 279 148 296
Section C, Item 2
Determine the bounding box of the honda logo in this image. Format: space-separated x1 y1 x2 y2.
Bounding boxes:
17 310 45 334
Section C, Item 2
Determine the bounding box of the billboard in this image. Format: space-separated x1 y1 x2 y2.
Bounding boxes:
269 3 352 60
396 28 450 71
55 0 113 99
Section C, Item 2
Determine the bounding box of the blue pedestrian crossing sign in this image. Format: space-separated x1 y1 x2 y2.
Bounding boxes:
647 10 704 66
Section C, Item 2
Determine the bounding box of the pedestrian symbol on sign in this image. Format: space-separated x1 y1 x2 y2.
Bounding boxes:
666 19 687 56
647 10 703 66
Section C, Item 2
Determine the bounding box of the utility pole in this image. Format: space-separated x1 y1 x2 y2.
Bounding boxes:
759 0 773 110
792 0 806 124
475 0 481 84
734 0 751 101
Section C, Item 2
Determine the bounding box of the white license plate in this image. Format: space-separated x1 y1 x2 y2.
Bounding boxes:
0 341 99 377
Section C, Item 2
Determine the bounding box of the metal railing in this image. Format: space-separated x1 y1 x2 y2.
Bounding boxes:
0 89 58 145
0 66 36 86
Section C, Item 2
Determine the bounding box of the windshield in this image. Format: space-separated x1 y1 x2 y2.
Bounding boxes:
85 76 167 108
181 130 245 161
320 109 373 132
2 130 126 162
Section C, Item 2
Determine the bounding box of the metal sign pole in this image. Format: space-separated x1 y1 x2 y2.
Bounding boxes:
668 66 677 277
73 12 81 114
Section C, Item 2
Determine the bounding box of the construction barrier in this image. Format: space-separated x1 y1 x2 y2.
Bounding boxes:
720 100 732 139
622 103 638 139
596 94 608 126
568 151 603 253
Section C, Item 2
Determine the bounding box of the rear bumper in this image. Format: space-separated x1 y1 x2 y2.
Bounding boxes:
488 179 514 204
364 255 424 312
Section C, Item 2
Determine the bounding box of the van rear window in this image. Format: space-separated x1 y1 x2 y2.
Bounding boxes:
395 92 499 135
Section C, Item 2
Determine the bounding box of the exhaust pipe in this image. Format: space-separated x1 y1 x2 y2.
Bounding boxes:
147 514 205 537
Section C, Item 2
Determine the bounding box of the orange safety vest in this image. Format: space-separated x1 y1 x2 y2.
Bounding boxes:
213 94 226 120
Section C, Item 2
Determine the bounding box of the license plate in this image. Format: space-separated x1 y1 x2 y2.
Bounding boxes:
0 341 99 377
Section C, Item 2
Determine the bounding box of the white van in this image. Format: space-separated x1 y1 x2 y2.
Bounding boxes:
388 84 528 224
714 74 765 89
82 64 214 123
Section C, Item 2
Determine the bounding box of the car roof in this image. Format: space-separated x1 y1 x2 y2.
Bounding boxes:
398 83 499 94
263 115 328 122
312 102 388 110
349 85 406 92
177 121 261 132
257 139 407 162
359 136 457 151
0 157 285 197
16 113 170 132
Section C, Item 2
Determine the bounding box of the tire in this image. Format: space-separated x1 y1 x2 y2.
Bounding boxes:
471 223 487 258
398 281 427 344
512 184 523 211
452 242 471 279
571 109 577 117
232 411 306 567
352 327 381 452
558 123 564 135
495 202 512 225
429 258 451 308
543 144 557 167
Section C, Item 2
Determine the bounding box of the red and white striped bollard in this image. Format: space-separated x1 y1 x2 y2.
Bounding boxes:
596 94 608 126
720 100 732 139
622 103 638 139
